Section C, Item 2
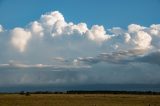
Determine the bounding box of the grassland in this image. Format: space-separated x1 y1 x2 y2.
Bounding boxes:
0 94 160 106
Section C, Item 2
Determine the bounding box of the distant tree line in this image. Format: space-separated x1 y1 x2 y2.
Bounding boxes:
16 90 160 95
19 91 31 96
1 90 160 95
66 90 160 95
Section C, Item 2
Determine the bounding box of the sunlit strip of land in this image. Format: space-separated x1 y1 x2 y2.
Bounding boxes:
0 93 160 106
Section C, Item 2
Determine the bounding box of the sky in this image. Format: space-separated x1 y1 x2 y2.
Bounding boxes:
0 0 160 29
0 0 160 91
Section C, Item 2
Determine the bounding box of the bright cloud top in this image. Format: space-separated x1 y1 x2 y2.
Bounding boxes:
2 11 158 53
9 11 110 52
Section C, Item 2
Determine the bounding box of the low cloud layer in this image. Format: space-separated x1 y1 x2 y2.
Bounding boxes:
0 11 160 86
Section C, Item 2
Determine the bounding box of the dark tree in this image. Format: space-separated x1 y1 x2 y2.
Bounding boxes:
19 91 25 95
25 92 31 96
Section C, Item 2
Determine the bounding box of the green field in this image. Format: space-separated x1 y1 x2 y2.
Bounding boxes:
0 94 160 106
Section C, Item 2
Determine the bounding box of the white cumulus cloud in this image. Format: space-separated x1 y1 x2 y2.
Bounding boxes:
11 28 31 52
131 31 152 49
0 25 3 32
85 25 109 43
0 11 160 86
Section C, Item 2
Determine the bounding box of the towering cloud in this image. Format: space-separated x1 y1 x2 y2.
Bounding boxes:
132 31 152 49
11 28 31 52
30 21 44 37
5 11 159 54
0 11 160 86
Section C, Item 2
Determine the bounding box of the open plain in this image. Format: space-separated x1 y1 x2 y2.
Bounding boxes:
0 94 160 106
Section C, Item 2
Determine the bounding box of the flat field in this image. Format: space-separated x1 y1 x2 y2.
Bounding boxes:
0 94 160 106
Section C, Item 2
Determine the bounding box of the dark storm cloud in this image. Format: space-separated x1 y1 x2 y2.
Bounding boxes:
136 51 160 65
76 49 148 65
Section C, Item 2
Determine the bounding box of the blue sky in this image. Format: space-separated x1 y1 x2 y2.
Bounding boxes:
0 0 160 29
0 0 160 91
